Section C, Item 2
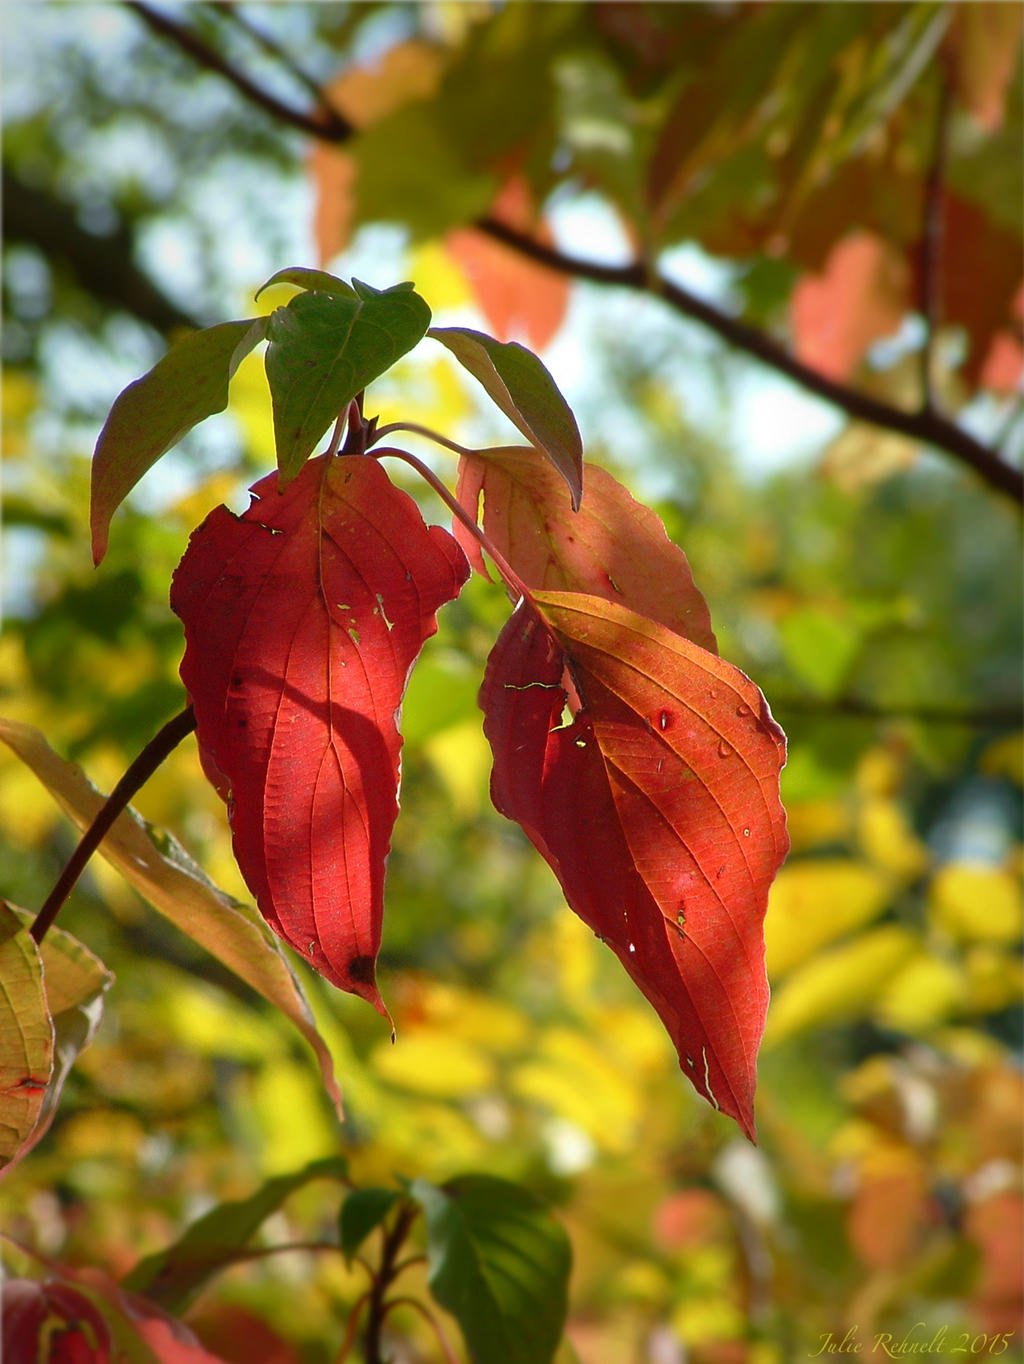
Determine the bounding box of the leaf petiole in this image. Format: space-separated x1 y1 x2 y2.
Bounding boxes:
375 445 532 605
370 420 478 461
30 705 197 944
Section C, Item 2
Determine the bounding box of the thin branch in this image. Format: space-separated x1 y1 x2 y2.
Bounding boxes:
381 1297 462 1364
30 706 197 944
121 1 1024 504
126 1 351 140
919 70 953 414
372 420 479 461
474 216 1024 506
207 3 330 107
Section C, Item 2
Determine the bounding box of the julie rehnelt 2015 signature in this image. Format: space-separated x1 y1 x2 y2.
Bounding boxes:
810 1324 1017 1358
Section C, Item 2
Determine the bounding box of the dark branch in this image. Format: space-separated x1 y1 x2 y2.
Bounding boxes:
474 217 1024 505
30 706 197 944
3 165 200 335
126 1 352 141
114 3 1022 503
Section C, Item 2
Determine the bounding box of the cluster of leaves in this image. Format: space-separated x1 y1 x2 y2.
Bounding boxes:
1 4 1021 1361
1 264 787 1359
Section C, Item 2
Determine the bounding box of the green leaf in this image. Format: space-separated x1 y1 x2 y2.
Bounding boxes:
0 905 52 1175
265 279 431 485
90 317 268 564
428 327 583 509
411 1174 571 1364
126 1155 349 1313
255 266 358 300
339 1187 402 1264
0 717 346 1122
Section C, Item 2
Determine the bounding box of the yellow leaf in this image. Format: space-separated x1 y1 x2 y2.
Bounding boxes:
245 1059 339 1174
423 719 491 817
963 946 1024 1014
764 926 918 1045
370 1026 496 1098
226 348 276 466
408 240 474 312
416 982 530 1055
979 732 1024 785
857 797 929 882
785 798 850 852
764 859 891 978
874 952 963 1032
855 745 905 797
930 863 1023 944
510 1027 639 1153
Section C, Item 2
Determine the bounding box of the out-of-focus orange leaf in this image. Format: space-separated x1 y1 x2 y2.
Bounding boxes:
185 1304 301 1364
964 1192 1024 1334
446 177 571 351
310 42 445 263
939 192 1024 388
848 1165 931 1271
791 231 909 382
947 3 1024 132
653 1188 732 1253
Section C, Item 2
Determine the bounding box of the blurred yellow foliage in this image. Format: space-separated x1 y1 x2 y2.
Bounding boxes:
857 796 929 882
511 1027 639 1154
784 798 850 852
422 718 491 816
929 862 1023 944
979 731 1024 784
243 1059 340 1174
963 945 1024 1014
408 240 474 312
764 859 891 978
764 925 918 1045
855 744 906 797
874 951 963 1032
413 980 530 1055
370 1025 496 1097
226 348 277 467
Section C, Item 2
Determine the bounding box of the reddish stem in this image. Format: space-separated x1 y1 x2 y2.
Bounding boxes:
375 445 533 605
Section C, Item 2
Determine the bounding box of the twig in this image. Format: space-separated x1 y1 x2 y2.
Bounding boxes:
381 1297 462 1364
126 2 351 140
919 70 953 414
121 1 1024 504
206 2 330 107
363 1203 418 1364
30 706 197 944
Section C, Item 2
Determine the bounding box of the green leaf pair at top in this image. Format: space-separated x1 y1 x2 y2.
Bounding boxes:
90 266 582 565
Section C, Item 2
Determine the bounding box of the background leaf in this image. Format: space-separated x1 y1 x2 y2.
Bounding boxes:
170 455 469 1011
0 717 345 1119
411 1174 571 1364
90 318 268 564
0 904 52 1174
428 328 583 509
265 280 430 484
126 1156 349 1313
338 1186 402 1264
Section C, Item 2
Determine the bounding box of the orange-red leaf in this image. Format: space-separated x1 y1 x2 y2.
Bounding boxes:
446 177 570 352
456 447 718 653
481 592 787 1139
170 455 469 1012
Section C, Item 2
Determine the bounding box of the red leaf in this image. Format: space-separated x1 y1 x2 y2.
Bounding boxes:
481 592 787 1139
456 447 718 653
170 455 469 1011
